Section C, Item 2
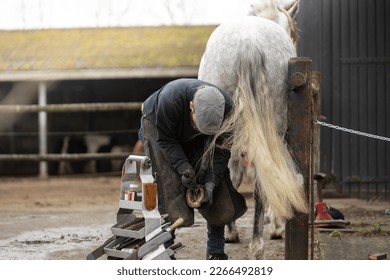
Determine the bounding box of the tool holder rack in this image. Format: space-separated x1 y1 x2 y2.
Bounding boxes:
100 155 173 260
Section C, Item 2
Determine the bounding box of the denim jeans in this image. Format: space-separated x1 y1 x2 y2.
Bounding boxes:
207 223 225 255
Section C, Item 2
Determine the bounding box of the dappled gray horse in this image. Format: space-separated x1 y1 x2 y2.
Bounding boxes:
198 0 307 259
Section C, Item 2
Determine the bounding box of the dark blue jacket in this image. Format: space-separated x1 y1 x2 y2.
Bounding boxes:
142 78 233 186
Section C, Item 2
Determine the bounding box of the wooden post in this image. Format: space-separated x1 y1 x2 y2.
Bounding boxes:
310 71 321 259
38 81 48 178
285 57 313 260
311 72 322 202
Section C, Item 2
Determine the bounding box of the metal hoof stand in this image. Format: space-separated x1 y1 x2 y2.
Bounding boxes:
87 155 183 260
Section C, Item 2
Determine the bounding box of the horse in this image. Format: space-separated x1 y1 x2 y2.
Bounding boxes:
198 0 308 259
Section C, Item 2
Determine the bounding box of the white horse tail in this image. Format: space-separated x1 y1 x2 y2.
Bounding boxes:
226 40 308 220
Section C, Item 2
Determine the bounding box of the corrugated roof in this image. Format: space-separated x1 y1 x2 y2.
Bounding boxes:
0 26 216 74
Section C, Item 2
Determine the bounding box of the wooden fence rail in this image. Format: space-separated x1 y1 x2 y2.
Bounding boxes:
0 152 130 161
0 97 143 178
0 102 143 113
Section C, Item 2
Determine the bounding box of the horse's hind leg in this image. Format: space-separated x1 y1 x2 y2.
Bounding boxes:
225 158 243 243
249 180 265 259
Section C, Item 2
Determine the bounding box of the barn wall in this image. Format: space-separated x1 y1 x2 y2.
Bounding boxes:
297 0 390 200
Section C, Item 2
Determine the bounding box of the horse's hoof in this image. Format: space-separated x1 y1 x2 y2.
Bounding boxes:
270 234 283 240
225 233 240 243
249 238 265 260
225 236 240 243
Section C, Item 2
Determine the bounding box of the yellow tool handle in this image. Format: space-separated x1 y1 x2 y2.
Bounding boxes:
167 218 184 232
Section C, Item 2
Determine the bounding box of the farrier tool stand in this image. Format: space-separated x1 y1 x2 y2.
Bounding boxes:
87 155 184 260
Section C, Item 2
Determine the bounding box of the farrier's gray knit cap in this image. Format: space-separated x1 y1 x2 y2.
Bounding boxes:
193 86 225 135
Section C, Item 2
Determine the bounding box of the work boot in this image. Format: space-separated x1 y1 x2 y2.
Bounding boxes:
207 253 229 260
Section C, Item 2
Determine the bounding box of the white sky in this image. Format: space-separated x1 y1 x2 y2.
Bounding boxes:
0 0 258 30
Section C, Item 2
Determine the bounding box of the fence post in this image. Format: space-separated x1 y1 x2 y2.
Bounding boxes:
38 81 48 178
285 57 313 260
310 71 321 259
311 72 322 202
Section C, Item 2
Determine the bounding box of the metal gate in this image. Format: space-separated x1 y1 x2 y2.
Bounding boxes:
297 0 390 201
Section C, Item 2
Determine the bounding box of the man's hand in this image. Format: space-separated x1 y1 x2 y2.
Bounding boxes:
200 182 215 207
181 168 196 189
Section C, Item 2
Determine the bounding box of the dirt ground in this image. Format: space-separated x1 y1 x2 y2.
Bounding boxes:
0 176 120 260
0 176 389 260
0 176 283 260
